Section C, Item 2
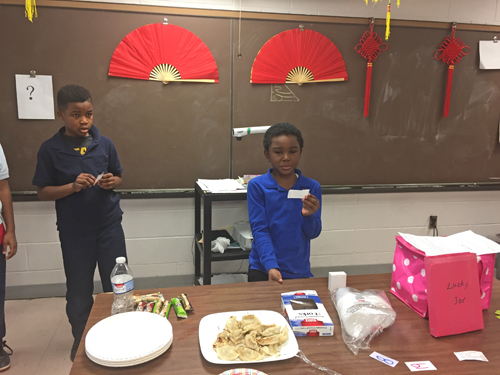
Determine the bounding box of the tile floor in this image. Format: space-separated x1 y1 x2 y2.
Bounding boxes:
5 297 73 375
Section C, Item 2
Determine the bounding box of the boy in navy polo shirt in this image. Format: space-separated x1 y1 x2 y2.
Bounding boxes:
247 123 321 283
32 84 127 361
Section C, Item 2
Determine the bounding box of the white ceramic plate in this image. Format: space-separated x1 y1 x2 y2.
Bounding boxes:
85 311 173 367
199 310 298 364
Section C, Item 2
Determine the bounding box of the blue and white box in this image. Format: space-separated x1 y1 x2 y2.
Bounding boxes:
281 290 334 337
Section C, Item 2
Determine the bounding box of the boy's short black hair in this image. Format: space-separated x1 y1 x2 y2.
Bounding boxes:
263 122 304 151
57 84 92 111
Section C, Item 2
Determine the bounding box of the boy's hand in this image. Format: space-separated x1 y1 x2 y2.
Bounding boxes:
268 268 283 283
98 173 119 190
302 193 320 217
72 173 96 192
3 231 17 260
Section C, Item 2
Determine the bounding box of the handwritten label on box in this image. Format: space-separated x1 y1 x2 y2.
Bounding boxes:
425 252 483 337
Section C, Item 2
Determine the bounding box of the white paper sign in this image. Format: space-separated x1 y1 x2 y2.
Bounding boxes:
287 189 309 199
15 74 55 120
405 361 437 372
370 351 398 367
479 40 500 69
454 351 488 362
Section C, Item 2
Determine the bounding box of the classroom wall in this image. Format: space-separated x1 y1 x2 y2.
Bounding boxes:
7 190 500 297
6 0 500 297
85 0 500 25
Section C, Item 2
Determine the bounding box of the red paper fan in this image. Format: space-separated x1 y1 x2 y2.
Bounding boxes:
251 28 348 85
109 23 218 84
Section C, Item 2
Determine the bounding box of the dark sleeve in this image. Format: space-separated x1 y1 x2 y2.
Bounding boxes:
107 140 123 176
32 144 57 188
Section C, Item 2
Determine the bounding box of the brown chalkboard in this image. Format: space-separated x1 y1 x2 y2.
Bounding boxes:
232 21 500 185
0 6 231 190
1 4 500 191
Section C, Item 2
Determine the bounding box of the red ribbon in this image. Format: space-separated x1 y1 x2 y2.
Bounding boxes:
435 25 470 118
355 22 388 117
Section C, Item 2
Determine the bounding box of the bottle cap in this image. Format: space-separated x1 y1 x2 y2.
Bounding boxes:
116 257 126 264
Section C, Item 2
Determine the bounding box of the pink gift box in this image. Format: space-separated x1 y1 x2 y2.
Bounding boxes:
391 236 495 318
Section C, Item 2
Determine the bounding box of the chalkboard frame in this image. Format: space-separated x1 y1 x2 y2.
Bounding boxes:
3 1 500 195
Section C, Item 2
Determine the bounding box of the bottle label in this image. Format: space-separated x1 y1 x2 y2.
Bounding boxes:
112 278 134 294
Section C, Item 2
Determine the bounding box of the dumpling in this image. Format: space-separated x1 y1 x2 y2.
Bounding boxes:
242 330 259 350
256 334 280 346
237 346 264 361
241 314 261 326
278 326 289 345
260 324 276 331
260 344 278 356
217 330 231 339
213 336 232 349
261 325 281 337
242 322 263 334
224 316 241 333
216 344 239 361
229 328 244 345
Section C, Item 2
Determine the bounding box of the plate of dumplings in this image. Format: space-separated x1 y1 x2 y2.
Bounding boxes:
199 310 298 364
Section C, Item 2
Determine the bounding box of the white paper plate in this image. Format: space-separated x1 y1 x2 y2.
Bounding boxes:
199 310 298 364
219 369 268 375
85 311 173 367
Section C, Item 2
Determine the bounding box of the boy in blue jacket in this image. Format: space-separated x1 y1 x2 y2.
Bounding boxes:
32 84 127 361
247 122 322 283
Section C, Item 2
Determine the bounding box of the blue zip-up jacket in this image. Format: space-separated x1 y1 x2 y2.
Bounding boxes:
247 169 322 279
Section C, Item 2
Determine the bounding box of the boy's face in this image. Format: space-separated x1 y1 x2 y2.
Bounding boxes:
57 101 93 137
264 134 302 179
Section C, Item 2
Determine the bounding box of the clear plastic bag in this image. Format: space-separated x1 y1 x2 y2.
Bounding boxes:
332 287 396 355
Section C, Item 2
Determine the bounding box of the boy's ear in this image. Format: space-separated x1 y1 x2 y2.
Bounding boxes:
264 149 270 162
56 110 64 120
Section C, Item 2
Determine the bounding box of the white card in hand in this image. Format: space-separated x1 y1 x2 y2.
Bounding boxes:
287 189 309 199
94 173 104 186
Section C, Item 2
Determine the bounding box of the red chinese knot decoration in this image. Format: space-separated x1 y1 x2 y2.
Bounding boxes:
434 25 470 117
355 21 388 117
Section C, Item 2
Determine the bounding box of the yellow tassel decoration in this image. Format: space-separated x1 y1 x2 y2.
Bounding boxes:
25 0 37 22
385 0 391 40
397 0 400 7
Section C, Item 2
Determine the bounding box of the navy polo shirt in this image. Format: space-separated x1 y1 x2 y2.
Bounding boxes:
33 126 123 234
247 169 322 279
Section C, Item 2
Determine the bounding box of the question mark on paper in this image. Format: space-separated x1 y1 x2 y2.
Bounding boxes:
27 86 35 100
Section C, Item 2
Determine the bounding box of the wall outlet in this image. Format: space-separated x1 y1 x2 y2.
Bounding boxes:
429 215 438 229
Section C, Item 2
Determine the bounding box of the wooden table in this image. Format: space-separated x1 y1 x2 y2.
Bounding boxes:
70 274 500 374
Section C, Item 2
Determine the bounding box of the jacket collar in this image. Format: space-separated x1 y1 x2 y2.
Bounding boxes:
261 168 305 190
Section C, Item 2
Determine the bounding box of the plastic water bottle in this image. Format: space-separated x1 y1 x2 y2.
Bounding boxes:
111 257 134 315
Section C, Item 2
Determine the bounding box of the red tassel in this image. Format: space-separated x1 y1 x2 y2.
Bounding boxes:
443 65 454 118
364 62 373 117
